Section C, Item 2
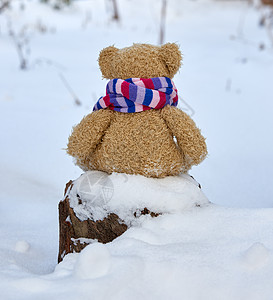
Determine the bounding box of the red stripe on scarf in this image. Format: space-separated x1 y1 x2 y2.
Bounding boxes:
142 105 150 111
104 94 111 107
141 78 155 90
121 80 130 99
142 78 155 110
155 91 167 109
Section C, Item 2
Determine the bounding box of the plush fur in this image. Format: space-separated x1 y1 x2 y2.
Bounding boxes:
67 43 207 178
98 43 182 80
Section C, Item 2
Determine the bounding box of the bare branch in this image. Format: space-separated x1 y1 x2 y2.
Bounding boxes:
0 0 10 14
105 0 120 21
178 95 195 117
59 73 82 106
7 21 28 69
159 0 167 45
112 0 119 21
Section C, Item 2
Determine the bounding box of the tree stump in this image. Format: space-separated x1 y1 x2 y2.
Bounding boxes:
58 180 128 263
58 180 160 263
58 171 208 263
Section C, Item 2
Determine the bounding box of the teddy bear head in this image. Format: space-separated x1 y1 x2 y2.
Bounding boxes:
98 43 182 80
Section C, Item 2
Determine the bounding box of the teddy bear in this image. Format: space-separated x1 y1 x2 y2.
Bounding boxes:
67 43 207 178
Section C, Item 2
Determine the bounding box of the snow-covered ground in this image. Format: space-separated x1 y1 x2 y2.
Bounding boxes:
1 0 273 299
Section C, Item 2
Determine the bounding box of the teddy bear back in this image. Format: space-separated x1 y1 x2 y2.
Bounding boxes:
86 108 190 178
98 43 182 80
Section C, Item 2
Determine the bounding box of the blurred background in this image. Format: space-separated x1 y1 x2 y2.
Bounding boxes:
0 0 273 209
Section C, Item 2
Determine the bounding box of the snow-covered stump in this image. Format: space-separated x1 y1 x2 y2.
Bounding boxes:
58 171 209 263
58 181 128 263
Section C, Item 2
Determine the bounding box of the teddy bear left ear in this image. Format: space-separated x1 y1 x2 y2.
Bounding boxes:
159 43 182 78
98 46 118 79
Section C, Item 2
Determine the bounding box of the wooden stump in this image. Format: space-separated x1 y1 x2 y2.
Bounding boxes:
57 171 206 263
58 180 159 263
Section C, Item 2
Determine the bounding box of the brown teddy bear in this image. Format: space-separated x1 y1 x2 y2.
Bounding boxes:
67 43 207 178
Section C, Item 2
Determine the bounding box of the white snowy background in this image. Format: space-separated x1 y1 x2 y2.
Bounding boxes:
0 0 273 299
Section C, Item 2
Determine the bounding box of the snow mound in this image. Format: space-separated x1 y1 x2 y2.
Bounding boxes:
242 242 271 270
68 171 210 223
15 240 30 253
74 243 111 279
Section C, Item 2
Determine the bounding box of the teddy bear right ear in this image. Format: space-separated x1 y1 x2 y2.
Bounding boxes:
98 46 118 79
160 43 182 78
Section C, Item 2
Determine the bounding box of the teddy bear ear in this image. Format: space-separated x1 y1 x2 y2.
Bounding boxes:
159 43 182 78
98 46 118 79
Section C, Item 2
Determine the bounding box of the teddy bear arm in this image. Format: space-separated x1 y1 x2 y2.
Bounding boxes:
161 105 207 165
67 109 113 162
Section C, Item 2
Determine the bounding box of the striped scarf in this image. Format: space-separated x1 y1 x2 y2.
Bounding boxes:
93 77 178 113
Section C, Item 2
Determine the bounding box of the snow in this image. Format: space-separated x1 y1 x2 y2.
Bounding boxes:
15 241 31 253
242 242 271 271
1 0 273 299
6 206 273 300
69 171 209 222
71 237 97 245
74 243 111 279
